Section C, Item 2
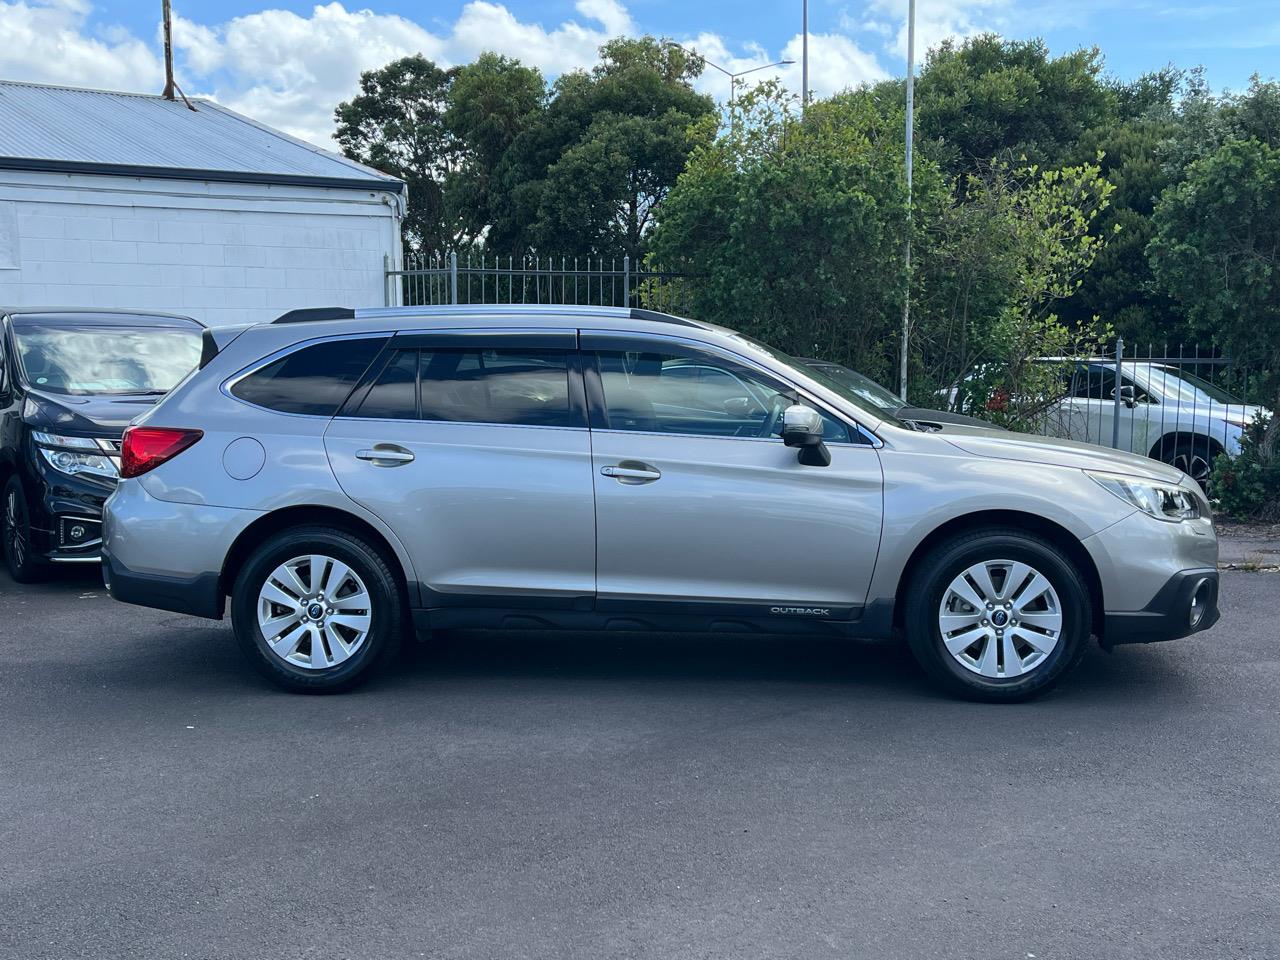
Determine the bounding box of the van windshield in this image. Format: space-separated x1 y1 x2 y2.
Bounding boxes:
13 321 202 396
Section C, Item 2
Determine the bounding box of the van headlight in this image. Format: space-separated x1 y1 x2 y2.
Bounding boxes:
1088 471 1200 522
32 431 120 481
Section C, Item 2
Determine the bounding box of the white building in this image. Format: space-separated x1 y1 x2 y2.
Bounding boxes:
0 80 404 326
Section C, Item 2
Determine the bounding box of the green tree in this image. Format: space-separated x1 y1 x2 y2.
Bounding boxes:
445 53 546 246
490 36 716 257
1060 118 1180 344
650 84 942 387
910 35 1116 177
1149 137 1280 496
334 55 461 254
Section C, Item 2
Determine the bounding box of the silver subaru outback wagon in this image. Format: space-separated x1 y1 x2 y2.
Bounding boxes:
101 306 1220 701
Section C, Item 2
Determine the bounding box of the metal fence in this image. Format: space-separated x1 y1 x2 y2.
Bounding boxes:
1018 340 1263 485
389 251 696 316
384 254 1268 484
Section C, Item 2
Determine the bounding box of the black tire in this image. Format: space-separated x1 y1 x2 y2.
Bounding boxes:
231 525 404 693
3 476 47 584
904 528 1091 703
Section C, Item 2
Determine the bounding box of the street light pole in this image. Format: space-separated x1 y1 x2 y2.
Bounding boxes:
686 51 796 134
899 0 916 401
802 0 809 112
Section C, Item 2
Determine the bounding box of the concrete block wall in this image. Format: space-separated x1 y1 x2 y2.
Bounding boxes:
0 171 403 326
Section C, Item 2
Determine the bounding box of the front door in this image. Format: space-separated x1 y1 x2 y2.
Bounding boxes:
324 330 596 607
583 333 884 620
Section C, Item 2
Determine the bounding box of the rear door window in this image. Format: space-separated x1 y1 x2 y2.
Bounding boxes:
231 337 387 416
420 349 577 427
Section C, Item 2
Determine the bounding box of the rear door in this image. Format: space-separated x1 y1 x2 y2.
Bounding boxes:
324 329 596 608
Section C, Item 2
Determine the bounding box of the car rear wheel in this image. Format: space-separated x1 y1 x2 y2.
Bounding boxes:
3 477 46 583
231 526 403 693
904 529 1091 702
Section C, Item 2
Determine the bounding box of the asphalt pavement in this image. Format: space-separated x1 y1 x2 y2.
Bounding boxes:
2 566 1278 960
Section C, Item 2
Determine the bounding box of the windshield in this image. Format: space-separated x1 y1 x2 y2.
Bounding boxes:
727 335 910 429
13 322 202 396
799 361 904 412
1133 363 1243 405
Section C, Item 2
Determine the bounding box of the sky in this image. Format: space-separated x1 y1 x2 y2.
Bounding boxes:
0 0 1276 149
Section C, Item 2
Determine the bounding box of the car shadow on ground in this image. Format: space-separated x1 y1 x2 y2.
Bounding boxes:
5 564 1198 708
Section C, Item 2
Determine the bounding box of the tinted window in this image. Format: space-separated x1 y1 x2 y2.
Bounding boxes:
594 349 850 442
232 337 386 416
419 349 576 427
356 349 418 420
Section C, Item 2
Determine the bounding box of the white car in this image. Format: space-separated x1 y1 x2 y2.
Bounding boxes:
1042 361 1269 486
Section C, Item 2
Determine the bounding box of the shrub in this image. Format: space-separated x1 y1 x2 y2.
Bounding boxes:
1209 414 1280 521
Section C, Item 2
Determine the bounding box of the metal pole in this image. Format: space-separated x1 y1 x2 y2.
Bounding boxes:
1112 337 1124 449
383 253 392 307
899 0 915 401
161 0 176 100
623 254 631 308
449 250 458 304
802 0 809 112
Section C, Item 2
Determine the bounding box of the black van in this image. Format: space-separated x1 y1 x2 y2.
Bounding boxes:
0 308 204 581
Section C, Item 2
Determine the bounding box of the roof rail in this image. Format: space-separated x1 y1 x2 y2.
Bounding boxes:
268 303 705 329
272 307 356 324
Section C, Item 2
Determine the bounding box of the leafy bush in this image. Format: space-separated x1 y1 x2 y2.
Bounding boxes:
1209 414 1280 522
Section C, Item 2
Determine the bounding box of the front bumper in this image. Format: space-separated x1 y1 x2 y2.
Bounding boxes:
1102 568 1220 646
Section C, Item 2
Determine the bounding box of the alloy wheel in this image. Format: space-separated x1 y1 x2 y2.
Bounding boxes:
1170 449 1212 487
256 554 373 670
5 489 27 570
937 559 1063 679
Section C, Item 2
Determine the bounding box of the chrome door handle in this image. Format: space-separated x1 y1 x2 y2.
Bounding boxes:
601 462 661 483
356 445 415 466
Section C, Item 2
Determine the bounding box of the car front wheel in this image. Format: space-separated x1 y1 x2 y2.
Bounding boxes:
904 529 1091 702
3 476 46 583
231 526 404 693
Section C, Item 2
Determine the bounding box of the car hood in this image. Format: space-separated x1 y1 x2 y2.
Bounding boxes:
898 406 1007 430
941 425 1186 484
22 389 162 437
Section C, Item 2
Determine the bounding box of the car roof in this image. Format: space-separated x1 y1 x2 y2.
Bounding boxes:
3 307 204 328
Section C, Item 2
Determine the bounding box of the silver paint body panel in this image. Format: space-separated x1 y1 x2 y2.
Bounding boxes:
101 305 1218 627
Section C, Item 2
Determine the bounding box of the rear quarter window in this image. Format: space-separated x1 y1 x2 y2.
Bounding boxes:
230 337 387 416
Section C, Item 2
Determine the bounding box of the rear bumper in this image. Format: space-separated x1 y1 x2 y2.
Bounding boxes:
100 479 257 620
1102 568 1219 646
102 552 225 619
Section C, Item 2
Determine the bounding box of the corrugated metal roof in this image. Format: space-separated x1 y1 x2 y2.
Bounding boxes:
0 79 403 192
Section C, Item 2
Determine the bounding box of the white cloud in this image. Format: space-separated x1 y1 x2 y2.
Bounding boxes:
0 0 891 146
680 29 887 103
857 0 1011 61
0 0 163 92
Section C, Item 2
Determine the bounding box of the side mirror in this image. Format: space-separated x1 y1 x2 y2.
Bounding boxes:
1113 385 1137 409
780 404 831 467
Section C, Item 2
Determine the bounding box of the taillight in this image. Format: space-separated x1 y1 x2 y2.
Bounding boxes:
120 427 203 478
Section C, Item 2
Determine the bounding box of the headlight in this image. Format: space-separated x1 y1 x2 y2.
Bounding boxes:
32 431 119 481
1088 471 1200 522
